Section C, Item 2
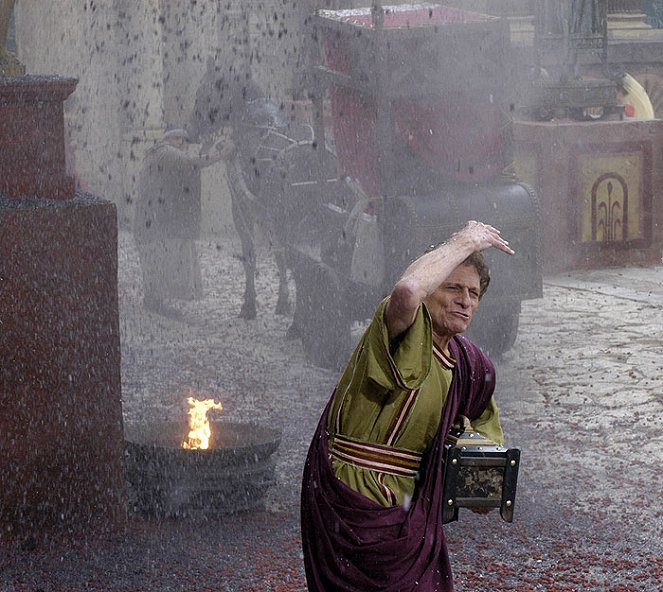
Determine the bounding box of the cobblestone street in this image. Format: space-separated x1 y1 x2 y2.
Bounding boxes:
119 232 663 525
120 232 663 590
2 231 661 591
4 0 663 589
500 266 663 531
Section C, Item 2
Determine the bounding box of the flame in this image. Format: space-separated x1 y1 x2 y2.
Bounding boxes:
181 394 223 450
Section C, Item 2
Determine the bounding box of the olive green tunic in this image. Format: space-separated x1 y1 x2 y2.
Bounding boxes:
328 297 503 507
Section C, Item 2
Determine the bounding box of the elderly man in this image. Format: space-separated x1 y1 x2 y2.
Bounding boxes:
301 220 514 592
133 129 227 318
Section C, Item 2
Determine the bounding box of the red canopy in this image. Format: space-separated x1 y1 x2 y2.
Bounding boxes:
322 4 506 195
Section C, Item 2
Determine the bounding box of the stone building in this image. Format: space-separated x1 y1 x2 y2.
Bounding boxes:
10 0 663 238
12 0 319 232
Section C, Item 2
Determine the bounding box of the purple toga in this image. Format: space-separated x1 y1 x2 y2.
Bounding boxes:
301 334 496 592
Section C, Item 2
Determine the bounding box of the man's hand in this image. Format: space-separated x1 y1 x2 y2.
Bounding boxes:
199 137 235 166
214 137 236 160
450 220 515 256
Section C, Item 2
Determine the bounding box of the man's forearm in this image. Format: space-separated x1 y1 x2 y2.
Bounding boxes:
398 233 478 301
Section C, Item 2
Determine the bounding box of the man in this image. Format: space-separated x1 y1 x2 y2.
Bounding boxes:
301 220 514 592
133 129 227 318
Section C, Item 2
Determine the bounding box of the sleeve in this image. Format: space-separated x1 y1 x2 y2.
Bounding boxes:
360 297 433 391
160 146 204 171
471 396 504 445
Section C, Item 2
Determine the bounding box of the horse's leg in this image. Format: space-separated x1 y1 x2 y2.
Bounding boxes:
273 245 291 316
238 230 257 320
230 187 257 320
282 230 302 340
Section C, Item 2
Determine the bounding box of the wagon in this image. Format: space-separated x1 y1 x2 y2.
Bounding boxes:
286 2 543 369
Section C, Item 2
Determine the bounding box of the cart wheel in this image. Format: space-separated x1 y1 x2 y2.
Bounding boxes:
294 261 351 371
467 310 520 358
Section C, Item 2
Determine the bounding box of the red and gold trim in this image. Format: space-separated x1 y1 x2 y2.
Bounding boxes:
377 472 397 505
432 343 456 369
385 347 410 391
385 387 420 447
330 434 423 477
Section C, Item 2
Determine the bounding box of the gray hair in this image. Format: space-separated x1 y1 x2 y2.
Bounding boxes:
425 243 491 299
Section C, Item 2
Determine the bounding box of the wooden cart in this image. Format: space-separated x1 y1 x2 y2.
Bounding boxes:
287 2 543 368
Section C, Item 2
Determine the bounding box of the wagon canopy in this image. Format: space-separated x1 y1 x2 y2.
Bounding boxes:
317 3 512 195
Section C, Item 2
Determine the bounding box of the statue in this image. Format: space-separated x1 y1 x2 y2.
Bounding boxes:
537 0 605 71
642 0 663 29
570 0 600 35
539 0 602 36
0 0 25 75
532 0 619 121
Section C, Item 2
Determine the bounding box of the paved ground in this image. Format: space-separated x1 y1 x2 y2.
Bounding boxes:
1 231 661 591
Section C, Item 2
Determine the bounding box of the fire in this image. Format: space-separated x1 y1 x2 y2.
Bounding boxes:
181 394 223 450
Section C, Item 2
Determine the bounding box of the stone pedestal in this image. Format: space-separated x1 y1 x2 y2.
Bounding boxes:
0 76 126 533
514 118 663 273
0 76 76 198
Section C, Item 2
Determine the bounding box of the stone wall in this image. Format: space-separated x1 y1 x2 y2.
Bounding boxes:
12 0 318 234
15 1 126 216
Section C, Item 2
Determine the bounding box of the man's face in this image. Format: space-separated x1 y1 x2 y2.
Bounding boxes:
423 263 481 344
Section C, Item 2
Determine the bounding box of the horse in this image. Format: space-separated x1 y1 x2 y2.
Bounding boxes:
188 74 350 321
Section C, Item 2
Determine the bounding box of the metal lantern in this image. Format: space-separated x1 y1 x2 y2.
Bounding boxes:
442 427 521 523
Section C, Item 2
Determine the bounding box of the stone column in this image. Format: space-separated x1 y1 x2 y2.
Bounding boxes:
112 0 167 228
0 76 126 533
13 1 127 221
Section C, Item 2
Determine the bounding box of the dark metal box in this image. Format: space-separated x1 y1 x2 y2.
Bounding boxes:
442 427 521 523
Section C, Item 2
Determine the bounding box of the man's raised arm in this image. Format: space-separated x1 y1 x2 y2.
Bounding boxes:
385 221 515 342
